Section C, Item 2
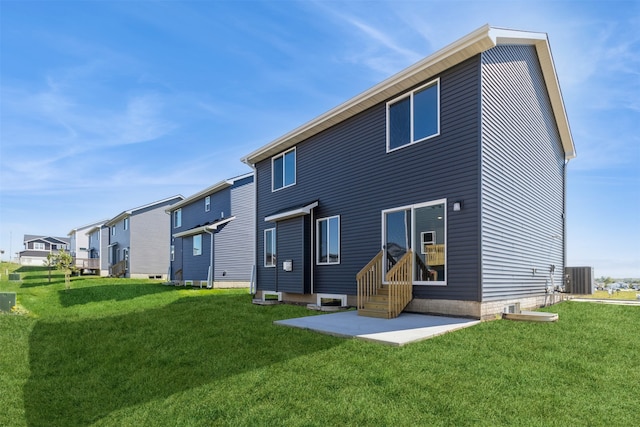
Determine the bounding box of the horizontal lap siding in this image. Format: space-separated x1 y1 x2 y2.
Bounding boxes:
481 45 566 301
256 56 482 300
214 178 255 281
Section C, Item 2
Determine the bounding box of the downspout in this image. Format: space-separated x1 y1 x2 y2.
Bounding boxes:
204 227 214 289
246 162 258 294
563 158 569 289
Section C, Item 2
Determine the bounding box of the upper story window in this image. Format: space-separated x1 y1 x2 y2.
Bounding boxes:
124 218 129 230
111 226 116 236
387 79 440 152
317 216 340 265
272 148 296 191
174 209 182 228
205 196 211 212
264 228 276 267
34 242 45 250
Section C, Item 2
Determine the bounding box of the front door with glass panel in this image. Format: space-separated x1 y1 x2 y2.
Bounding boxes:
383 200 446 284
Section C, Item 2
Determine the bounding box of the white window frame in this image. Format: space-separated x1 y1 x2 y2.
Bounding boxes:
381 198 447 286
205 196 211 212
271 148 296 192
34 242 45 250
193 234 202 256
124 217 129 231
174 209 182 228
111 226 116 236
420 231 435 254
264 228 276 267
316 215 341 265
386 78 440 153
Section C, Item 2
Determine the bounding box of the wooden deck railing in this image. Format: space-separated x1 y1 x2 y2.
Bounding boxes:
356 250 413 319
425 244 445 266
356 251 383 310
109 260 127 278
73 258 100 270
385 250 413 318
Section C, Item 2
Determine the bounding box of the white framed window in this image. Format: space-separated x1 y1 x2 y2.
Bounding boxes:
387 79 440 152
124 218 129 230
272 148 296 191
170 245 175 262
34 242 45 250
317 215 340 265
111 226 116 236
205 196 211 212
264 228 276 267
382 199 446 285
174 209 182 228
193 234 202 256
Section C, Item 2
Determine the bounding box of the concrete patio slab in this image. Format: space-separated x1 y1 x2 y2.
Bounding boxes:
274 310 480 346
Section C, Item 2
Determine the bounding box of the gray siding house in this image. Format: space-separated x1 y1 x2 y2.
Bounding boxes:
166 173 255 288
68 220 107 273
105 195 184 279
19 235 70 265
241 26 576 320
86 223 110 276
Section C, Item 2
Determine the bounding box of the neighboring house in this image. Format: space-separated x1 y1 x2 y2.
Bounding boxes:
19 235 70 265
105 195 184 279
241 25 576 320
86 223 110 276
68 220 108 273
166 173 255 288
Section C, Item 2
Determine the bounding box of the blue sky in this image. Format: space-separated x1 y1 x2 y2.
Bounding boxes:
1 0 638 278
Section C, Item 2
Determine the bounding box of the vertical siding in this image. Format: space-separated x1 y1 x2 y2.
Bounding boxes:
214 177 255 282
481 45 566 301
256 56 482 300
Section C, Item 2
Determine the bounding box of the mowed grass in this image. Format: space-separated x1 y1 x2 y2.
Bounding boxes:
1 263 638 426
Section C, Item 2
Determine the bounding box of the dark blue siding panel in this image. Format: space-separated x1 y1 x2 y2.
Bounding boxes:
256 56 482 301
170 176 254 282
481 45 566 301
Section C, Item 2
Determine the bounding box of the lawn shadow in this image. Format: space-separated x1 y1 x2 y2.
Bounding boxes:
16 266 66 287
24 294 340 426
58 283 176 307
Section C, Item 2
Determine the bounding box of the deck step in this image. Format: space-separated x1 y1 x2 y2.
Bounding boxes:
357 308 391 319
363 300 388 310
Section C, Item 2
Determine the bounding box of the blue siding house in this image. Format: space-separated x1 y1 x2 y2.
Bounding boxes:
166 173 255 288
241 26 576 320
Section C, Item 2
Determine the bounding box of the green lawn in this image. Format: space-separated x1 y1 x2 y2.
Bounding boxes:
1 263 638 426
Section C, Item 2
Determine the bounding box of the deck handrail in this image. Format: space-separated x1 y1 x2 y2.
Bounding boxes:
385 250 413 318
356 251 383 310
109 259 127 278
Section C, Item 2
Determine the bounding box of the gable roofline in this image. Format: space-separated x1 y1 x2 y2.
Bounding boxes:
105 195 184 227
165 172 254 213
241 24 576 165
67 219 109 236
23 235 69 245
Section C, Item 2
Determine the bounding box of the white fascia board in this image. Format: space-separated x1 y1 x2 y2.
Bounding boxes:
105 212 132 228
264 201 318 223
167 181 234 212
241 24 575 164
172 216 237 238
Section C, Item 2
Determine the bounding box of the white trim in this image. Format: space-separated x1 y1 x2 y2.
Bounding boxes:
193 234 202 256
316 293 347 307
271 148 296 192
173 209 182 229
241 25 575 165
316 215 340 265
264 228 276 267
386 78 440 153
381 198 447 286
106 195 184 227
172 216 236 238
205 196 211 212
264 201 318 223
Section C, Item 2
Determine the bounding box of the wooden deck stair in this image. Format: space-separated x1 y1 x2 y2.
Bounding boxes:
356 250 413 319
358 285 393 319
